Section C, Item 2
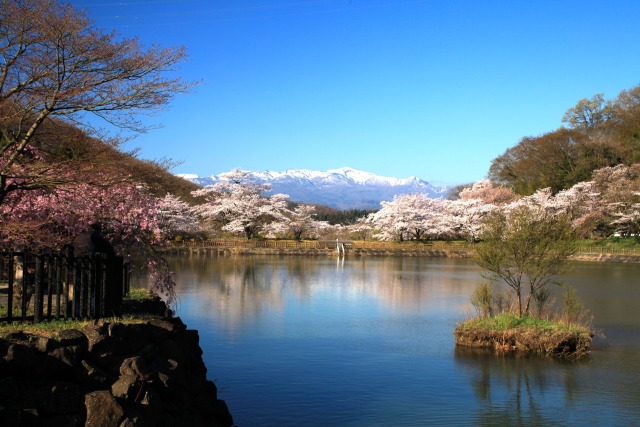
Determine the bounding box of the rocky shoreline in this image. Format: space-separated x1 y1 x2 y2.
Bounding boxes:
0 301 234 426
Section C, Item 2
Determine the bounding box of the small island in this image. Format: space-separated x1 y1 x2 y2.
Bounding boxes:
454 313 593 359
454 205 595 360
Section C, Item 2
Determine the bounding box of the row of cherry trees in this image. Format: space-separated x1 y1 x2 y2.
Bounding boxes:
153 163 640 244
9 159 634 249
364 164 640 242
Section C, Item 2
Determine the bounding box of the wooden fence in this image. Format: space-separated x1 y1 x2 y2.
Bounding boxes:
178 239 472 252
0 249 130 324
177 239 640 256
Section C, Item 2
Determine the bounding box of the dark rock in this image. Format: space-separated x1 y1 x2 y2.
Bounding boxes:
50 345 81 368
119 356 150 379
106 337 131 356
4 343 38 372
45 346 80 377
40 413 84 427
108 322 128 339
111 374 139 400
213 400 235 427
0 337 11 357
75 359 110 389
35 335 60 353
0 376 21 407
147 318 184 334
36 381 84 416
59 328 89 355
0 320 235 427
123 324 151 353
82 323 109 352
85 390 125 427
204 379 218 400
4 331 30 342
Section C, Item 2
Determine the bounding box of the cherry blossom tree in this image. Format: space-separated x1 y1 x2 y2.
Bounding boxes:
157 193 200 239
591 164 640 240
447 198 497 242
458 179 520 205
265 204 331 240
368 196 411 242
369 194 454 241
192 169 289 239
346 216 375 241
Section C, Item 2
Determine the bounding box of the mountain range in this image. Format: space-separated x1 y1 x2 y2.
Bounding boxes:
178 167 450 210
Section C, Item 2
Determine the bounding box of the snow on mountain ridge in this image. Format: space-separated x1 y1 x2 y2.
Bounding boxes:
178 167 449 209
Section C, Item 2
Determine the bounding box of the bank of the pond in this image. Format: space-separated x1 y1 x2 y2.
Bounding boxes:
163 245 640 263
454 314 594 359
0 297 234 426
570 253 640 263
163 246 473 258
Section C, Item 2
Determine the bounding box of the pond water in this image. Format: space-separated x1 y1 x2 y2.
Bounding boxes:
145 255 640 426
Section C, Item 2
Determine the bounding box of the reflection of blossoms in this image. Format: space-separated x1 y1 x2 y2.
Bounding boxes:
148 258 178 313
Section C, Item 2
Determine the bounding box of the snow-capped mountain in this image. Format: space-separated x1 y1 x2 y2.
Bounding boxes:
178 167 449 209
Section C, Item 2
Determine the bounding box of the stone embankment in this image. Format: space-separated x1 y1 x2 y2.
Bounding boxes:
0 304 234 426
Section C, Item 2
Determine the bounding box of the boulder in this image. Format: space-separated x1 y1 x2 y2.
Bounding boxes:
85 390 125 427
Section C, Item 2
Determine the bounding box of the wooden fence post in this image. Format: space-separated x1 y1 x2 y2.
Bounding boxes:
20 252 28 322
64 247 74 320
98 253 107 317
7 252 14 321
55 255 62 319
33 255 44 323
46 255 54 319
73 257 82 319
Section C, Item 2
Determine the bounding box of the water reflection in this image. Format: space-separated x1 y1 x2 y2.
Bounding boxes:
169 255 485 323
140 255 640 427
454 346 590 426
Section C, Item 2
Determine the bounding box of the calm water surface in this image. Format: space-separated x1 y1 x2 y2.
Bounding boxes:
151 255 640 426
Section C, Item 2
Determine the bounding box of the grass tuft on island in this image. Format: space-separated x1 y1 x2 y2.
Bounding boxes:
454 313 594 360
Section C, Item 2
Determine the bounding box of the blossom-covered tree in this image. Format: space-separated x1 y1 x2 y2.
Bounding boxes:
192 169 289 239
265 204 331 240
591 164 640 240
447 198 497 242
369 194 453 241
458 179 520 205
346 216 375 241
157 193 201 239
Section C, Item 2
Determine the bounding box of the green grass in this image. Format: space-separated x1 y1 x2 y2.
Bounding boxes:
577 237 639 251
0 288 159 339
123 287 156 301
459 313 591 335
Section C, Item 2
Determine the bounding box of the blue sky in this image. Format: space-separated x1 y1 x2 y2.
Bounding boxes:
70 0 640 185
